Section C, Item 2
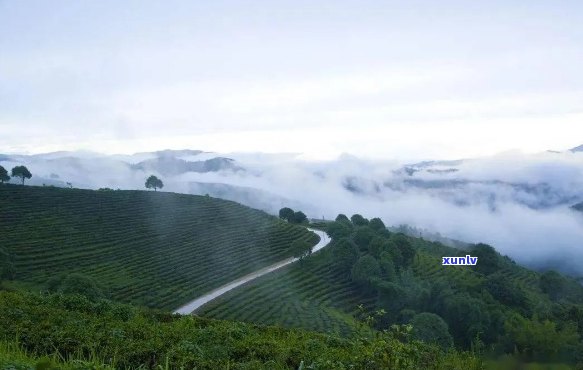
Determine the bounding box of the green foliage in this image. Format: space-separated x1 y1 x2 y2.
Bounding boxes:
0 185 317 310
277 207 308 224
503 313 579 360
0 165 9 183
369 217 386 232
392 234 416 268
332 238 359 274
471 243 501 275
353 226 375 252
0 290 483 370
335 214 351 224
484 272 528 311
278 207 295 221
326 220 352 240
377 281 409 317
291 239 313 261
540 270 566 301
292 210 308 224
200 247 374 337
350 214 368 226
144 174 164 191
440 293 492 348
47 273 104 301
351 255 381 293
379 251 397 281
368 236 387 258
11 166 32 185
4 185 583 366
410 312 454 350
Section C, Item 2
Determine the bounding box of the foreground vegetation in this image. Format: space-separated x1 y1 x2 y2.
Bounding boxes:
0 290 483 369
0 185 318 310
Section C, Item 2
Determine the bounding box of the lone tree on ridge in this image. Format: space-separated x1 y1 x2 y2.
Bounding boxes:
0 165 9 184
145 175 164 191
11 166 32 185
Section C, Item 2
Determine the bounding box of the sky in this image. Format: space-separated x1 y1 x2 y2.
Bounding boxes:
1 0 582 160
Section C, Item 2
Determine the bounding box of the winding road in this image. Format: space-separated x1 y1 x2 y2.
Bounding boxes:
173 227 329 315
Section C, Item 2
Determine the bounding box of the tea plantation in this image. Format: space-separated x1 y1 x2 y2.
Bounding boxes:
0 185 318 310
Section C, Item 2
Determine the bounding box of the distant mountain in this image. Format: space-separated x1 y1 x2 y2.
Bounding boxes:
188 181 313 215
132 157 243 176
150 149 205 158
570 145 583 152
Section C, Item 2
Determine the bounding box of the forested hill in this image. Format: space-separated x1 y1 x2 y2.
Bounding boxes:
201 214 583 366
0 184 318 310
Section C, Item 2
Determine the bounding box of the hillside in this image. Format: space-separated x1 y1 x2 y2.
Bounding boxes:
0 185 318 310
0 290 482 369
200 215 583 366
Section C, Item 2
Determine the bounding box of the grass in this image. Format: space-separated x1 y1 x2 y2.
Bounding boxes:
0 185 318 310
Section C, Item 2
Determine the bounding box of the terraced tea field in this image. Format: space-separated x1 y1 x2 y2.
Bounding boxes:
0 185 318 310
198 247 374 336
412 251 484 291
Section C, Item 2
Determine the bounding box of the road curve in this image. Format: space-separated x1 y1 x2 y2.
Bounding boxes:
173 227 329 315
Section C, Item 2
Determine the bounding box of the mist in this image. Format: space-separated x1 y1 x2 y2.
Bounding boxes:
2 148 583 276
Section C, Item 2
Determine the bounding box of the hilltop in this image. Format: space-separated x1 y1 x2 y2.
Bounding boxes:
0 185 317 310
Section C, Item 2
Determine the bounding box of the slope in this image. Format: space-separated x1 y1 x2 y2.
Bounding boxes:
199 216 583 364
0 290 483 370
0 185 318 310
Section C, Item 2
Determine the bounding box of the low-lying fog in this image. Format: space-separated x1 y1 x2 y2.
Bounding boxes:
2 148 583 276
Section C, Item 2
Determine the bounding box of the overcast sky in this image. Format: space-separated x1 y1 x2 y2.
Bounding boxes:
1 0 582 160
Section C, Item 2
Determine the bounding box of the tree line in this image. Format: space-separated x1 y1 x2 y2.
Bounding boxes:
321 213 583 365
0 164 165 193
0 165 32 185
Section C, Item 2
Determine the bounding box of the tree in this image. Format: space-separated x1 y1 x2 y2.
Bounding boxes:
484 272 528 310
351 214 368 226
279 207 295 221
335 214 351 224
471 243 500 275
368 236 388 258
351 255 381 292
291 239 312 262
332 238 359 274
353 226 375 252
291 211 308 224
379 251 397 281
0 165 9 184
392 234 416 268
410 312 454 350
441 293 491 347
539 270 566 301
145 175 164 191
11 166 31 185
377 281 408 317
49 273 104 301
369 217 386 232
503 313 579 359
326 220 352 240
